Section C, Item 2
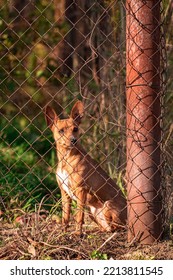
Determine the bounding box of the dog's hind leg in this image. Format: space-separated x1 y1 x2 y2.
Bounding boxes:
102 200 126 231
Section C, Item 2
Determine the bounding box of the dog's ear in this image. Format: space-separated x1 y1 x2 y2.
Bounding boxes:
45 106 58 130
70 100 84 125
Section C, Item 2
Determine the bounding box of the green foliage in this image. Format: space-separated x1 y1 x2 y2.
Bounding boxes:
0 117 59 215
0 0 172 232
91 250 108 260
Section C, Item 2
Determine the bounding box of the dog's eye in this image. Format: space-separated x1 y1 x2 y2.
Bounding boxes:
73 127 78 133
59 129 64 134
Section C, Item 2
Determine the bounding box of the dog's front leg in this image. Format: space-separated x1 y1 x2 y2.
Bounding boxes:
61 189 72 231
75 188 86 236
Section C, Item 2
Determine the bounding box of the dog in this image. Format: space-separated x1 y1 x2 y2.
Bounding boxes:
45 101 126 235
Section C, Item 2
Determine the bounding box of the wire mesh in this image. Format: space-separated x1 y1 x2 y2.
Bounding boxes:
0 0 172 259
126 0 165 244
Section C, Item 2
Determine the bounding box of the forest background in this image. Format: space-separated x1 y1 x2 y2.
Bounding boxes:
0 0 173 259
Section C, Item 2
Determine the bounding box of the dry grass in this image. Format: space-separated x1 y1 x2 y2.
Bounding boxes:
0 212 173 260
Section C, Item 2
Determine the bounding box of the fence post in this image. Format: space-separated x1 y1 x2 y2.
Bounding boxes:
126 0 163 244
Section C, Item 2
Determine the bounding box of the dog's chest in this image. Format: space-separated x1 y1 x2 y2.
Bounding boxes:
56 168 77 200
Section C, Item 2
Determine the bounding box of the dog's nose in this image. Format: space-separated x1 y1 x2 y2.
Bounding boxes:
70 136 77 145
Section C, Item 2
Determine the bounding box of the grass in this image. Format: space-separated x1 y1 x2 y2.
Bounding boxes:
0 213 173 260
0 117 60 218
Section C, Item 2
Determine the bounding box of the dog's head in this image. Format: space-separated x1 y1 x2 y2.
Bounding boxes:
45 101 84 149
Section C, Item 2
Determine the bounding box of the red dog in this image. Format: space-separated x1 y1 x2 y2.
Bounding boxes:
45 101 126 234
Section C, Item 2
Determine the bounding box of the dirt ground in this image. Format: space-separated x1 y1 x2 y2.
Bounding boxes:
0 214 173 260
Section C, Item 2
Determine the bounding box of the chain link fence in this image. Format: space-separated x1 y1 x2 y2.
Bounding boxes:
0 0 173 259
126 0 166 244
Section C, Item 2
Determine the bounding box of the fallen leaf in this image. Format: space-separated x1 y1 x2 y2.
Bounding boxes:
28 244 36 257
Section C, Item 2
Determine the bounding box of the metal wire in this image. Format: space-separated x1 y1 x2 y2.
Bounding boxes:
0 0 171 248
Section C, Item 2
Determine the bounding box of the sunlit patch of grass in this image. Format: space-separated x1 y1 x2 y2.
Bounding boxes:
0 142 59 213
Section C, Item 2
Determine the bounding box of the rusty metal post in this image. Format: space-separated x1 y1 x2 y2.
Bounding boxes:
126 0 163 244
